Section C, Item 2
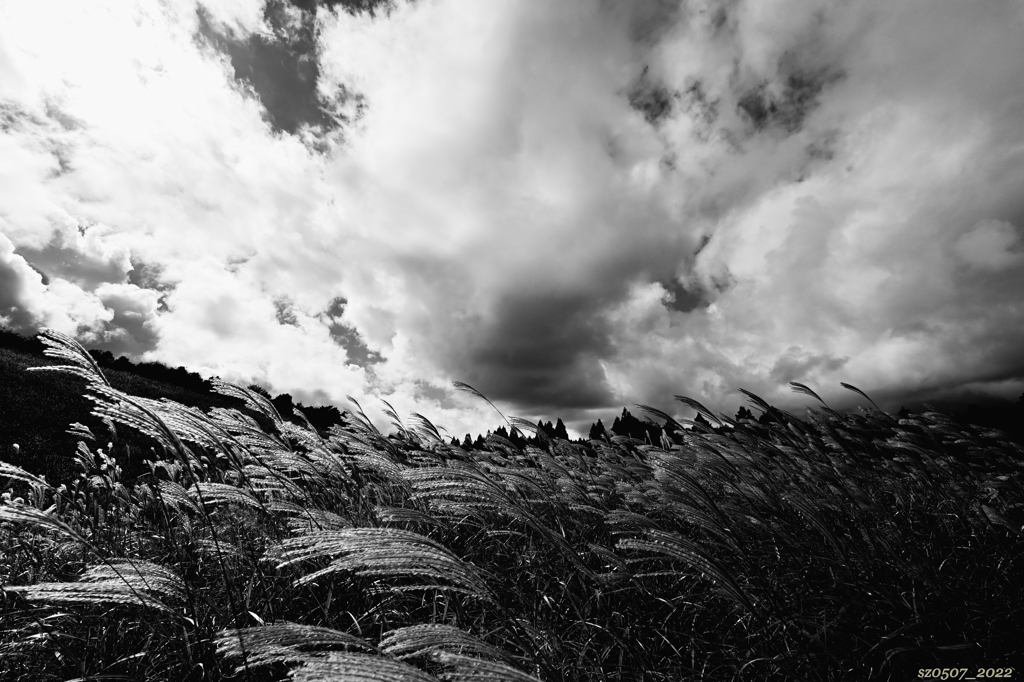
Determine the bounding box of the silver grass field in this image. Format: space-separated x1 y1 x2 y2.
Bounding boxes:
1 329 1021 681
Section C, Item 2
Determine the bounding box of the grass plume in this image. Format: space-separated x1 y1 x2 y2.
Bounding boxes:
0 330 1021 681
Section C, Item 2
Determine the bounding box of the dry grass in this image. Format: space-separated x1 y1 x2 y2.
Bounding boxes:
0 328 1021 681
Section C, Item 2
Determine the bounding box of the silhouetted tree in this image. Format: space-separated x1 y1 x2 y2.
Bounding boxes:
535 420 559 438
611 408 663 444
508 427 526 449
88 349 117 366
589 419 607 441
271 393 295 419
300 404 345 433
736 406 755 422
554 418 568 440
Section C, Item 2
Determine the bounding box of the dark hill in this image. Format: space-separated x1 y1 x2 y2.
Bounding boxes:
0 327 349 484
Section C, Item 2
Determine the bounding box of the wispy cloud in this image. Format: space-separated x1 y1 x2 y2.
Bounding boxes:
1 0 1022 439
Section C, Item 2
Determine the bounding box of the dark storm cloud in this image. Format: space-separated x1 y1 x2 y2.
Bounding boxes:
321 297 383 367
659 278 706 314
15 226 131 291
464 291 617 413
195 0 362 139
127 259 172 293
627 67 677 127
291 0 394 15
735 68 841 134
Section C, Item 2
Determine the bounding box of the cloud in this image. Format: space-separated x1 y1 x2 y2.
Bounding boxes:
0 232 114 334
315 1 701 422
577 0 1024 419
952 219 1024 272
195 0 360 142
92 283 163 357
1 0 1023 441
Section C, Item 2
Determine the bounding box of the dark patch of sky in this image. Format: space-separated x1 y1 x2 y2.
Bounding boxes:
288 0 394 17
321 297 383 367
465 291 617 413
274 298 299 326
195 1 344 138
659 278 705 314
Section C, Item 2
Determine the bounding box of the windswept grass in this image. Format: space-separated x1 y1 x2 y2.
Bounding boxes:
0 328 1021 681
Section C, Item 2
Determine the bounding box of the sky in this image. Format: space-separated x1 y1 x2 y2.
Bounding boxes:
1 0 1023 440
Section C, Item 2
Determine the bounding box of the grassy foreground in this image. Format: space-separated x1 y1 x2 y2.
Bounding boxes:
1 330 1021 681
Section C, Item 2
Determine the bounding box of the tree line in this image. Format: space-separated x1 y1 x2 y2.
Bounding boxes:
3 325 1022 458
